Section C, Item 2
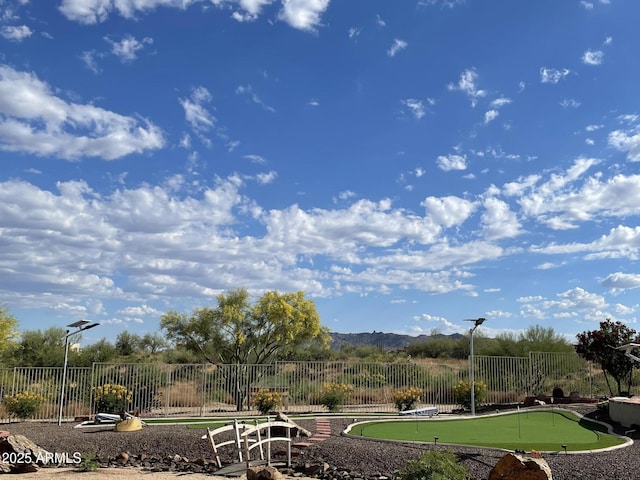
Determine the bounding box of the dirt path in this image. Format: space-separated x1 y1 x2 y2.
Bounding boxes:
14 467 239 479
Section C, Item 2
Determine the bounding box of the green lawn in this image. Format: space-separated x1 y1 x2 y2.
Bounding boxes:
351 410 626 452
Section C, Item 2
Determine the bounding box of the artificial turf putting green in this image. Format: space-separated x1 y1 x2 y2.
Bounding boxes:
351 410 626 452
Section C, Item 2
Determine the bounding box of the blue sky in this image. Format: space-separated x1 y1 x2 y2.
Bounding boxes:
1 0 639 345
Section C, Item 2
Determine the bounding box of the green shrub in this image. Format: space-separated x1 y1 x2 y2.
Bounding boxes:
92 383 132 413
76 452 99 472
392 387 422 412
2 391 46 420
396 450 469 480
454 380 487 411
251 388 282 414
319 382 353 412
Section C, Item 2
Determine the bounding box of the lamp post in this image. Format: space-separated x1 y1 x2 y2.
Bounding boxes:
465 317 486 416
58 320 100 426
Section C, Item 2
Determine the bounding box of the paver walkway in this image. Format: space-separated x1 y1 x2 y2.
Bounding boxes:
293 417 331 449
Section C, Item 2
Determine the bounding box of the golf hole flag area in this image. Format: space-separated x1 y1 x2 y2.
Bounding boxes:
345 409 630 453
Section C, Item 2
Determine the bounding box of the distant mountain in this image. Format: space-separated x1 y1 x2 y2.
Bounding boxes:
328 331 463 351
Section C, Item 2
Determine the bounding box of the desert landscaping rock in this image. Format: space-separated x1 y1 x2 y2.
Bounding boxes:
1 405 639 479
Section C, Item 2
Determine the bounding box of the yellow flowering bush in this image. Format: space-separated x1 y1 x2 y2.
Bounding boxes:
319 382 353 412
251 388 282 414
92 383 133 414
453 380 487 411
3 391 46 420
392 387 422 412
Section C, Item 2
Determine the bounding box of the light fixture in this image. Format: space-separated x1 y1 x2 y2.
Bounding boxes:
57 321 100 425
464 318 486 416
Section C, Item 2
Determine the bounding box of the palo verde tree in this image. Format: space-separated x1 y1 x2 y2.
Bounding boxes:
160 288 329 410
575 319 640 396
0 304 19 366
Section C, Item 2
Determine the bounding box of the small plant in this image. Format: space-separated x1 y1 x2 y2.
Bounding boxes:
76 451 100 472
454 380 487 411
319 382 353 413
395 449 469 480
92 383 132 414
2 391 46 420
251 388 282 414
392 387 422 412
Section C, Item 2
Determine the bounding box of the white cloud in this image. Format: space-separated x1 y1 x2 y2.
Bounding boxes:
387 38 408 57
490 97 511 108
516 158 640 230
436 153 467 171
348 27 360 39
540 67 570 84
401 99 425 119
602 272 640 292
609 127 640 162
244 154 266 164
0 64 164 160
481 197 522 240
484 109 499 124
236 84 275 112
560 98 581 108
256 171 278 184
278 0 331 32
105 34 153 62
180 86 215 133
582 49 604 66
421 195 476 228
59 0 330 32
447 68 486 106
80 50 102 74
1 25 32 41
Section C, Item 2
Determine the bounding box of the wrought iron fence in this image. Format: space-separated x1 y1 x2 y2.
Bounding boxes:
0 352 626 422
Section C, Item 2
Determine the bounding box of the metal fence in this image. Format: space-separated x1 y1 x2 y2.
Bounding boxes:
0 352 626 421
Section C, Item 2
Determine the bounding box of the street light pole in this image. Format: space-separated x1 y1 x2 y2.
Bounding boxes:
465 318 486 416
57 320 100 426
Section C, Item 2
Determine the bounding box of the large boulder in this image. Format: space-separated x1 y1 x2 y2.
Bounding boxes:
247 465 284 480
488 453 552 480
0 434 51 473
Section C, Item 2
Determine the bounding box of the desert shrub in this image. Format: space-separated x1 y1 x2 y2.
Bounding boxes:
454 380 487 410
319 382 353 412
251 388 282 414
76 452 99 472
92 383 132 413
2 391 46 420
396 449 469 480
392 387 422 412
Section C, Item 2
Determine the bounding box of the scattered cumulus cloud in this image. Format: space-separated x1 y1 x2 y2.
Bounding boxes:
1 25 32 42
387 38 408 57
608 124 640 162
277 0 331 32
436 154 467 171
0 64 164 160
602 272 640 293
447 68 486 106
560 98 581 108
540 67 570 84
256 170 278 184
401 99 426 119
105 34 153 62
484 109 499 124
582 49 604 66
58 0 331 32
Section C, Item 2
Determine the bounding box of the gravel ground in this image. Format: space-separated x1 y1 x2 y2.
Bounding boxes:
2 405 639 480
